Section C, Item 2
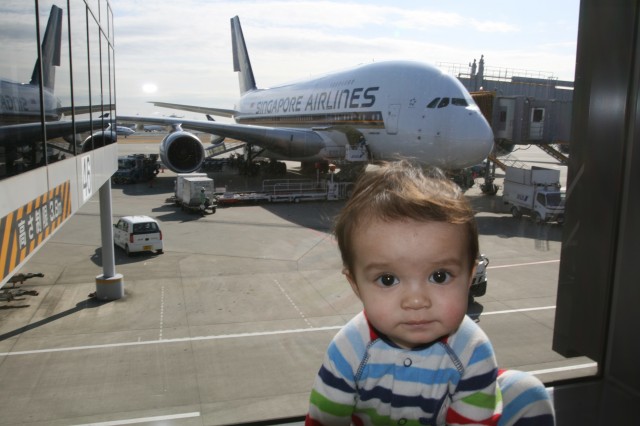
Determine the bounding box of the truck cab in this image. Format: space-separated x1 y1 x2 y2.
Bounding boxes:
503 166 566 224
533 188 566 223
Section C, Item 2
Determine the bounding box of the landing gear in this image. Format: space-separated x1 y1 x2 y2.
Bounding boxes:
480 160 499 195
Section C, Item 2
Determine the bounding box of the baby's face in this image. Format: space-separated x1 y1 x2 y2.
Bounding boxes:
344 218 474 349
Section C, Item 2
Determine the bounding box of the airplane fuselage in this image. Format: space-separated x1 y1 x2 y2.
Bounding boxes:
234 61 494 169
0 79 61 125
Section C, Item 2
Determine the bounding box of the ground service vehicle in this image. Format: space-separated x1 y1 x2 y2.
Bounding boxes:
470 254 489 300
113 216 164 256
503 166 565 224
173 173 207 203
181 176 216 214
112 154 160 184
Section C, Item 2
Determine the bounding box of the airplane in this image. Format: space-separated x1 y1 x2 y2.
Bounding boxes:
0 4 114 172
118 16 494 175
108 125 135 138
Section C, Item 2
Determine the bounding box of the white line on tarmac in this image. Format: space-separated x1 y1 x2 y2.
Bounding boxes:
0 326 344 357
529 362 598 376
481 306 556 315
274 278 313 328
0 306 557 357
73 411 200 426
488 259 560 269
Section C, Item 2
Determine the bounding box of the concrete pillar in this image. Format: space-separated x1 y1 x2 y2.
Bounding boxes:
95 179 124 299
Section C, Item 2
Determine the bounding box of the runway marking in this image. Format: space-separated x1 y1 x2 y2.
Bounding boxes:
0 306 556 357
274 278 313 328
0 326 344 357
529 362 598 376
481 306 556 315
158 285 165 340
73 411 200 425
488 259 560 269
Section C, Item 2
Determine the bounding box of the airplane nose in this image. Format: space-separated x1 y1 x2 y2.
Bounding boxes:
471 111 495 160
450 109 494 168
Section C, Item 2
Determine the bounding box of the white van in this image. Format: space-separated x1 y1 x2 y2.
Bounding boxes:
113 215 163 256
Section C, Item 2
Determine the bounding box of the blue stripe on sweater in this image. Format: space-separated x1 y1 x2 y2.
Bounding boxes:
501 385 551 422
468 341 494 366
318 364 355 394
358 385 443 414
362 363 460 385
343 320 368 355
457 368 498 392
327 341 356 381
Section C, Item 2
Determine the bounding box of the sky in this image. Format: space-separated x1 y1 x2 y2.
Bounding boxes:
110 0 581 118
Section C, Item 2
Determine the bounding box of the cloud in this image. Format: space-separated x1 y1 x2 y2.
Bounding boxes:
109 0 578 115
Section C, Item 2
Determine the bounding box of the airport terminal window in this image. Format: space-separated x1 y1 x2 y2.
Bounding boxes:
88 17 102 151
101 32 115 131
0 3 44 179
0 0 115 180
70 0 91 154
40 0 74 166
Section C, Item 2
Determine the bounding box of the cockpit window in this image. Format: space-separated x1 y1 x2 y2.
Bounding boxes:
437 97 450 108
428 97 465 108
427 97 441 108
452 98 468 106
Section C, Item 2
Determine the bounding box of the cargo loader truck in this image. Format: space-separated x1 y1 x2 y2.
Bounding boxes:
503 166 565 224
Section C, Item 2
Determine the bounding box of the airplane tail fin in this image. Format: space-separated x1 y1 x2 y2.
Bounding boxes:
30 5 62 91
231 16 257 94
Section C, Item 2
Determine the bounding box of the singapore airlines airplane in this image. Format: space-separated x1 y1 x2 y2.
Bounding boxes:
119 16 494 174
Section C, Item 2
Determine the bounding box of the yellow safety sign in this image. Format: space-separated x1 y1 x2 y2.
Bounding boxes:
0 181 71 284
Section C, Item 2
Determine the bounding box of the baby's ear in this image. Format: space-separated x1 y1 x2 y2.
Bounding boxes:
343 268 361 298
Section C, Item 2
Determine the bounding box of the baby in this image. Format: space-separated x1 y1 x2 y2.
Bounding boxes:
306 160 554 425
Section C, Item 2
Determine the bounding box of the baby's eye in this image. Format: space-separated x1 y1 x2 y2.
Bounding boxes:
376 274 399 287
429 270 451 285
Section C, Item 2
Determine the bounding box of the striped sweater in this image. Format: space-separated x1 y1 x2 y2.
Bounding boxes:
307 312 502 426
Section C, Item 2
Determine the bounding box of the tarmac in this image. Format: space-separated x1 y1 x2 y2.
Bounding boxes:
0 136 595 425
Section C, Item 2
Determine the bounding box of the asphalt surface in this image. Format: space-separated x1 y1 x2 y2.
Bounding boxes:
0 137 594 425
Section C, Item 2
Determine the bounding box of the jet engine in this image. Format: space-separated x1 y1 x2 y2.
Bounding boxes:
81 130 117 153
159 131 205 173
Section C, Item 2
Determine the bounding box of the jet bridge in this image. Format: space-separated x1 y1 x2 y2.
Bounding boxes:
471 91 571 166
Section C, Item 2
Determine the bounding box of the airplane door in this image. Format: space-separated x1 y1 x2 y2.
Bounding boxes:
386 104 401 135
496 98 515 140
529 107 545 140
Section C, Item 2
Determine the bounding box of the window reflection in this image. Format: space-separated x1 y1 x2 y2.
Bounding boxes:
0 1 115 180
0 3 43 178
70 0 91 153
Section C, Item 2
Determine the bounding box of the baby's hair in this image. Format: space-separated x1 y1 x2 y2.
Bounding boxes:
334 160 479 272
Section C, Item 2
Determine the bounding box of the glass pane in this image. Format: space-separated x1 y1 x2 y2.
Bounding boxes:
0 2 43 178
39 1 74 165
70 0 90 153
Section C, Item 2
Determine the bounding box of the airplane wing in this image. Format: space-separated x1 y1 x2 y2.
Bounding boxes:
117 115 327 158
58 104 115 117
149 102 238 118
0 119 97 145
